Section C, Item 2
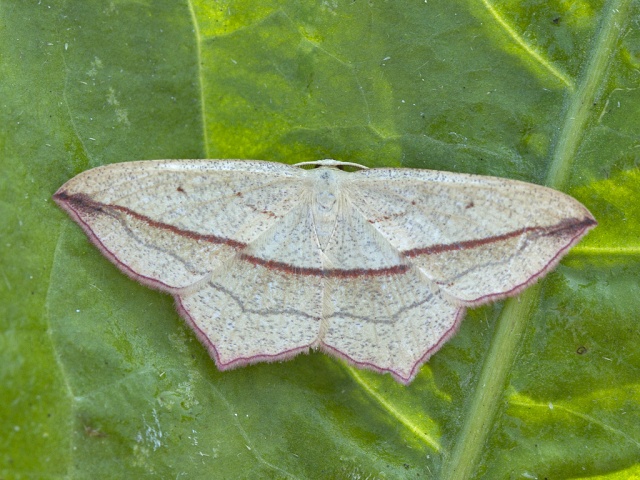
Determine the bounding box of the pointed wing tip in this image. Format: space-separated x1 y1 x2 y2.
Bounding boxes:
52 189 91 212
552 214 597 251
554 214 597 251
55 189 180 293
581 215 598 239
52 188 69 205
53 190 85 218
459 214 597 308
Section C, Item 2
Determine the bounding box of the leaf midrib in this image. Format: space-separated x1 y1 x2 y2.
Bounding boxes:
442 1 631 478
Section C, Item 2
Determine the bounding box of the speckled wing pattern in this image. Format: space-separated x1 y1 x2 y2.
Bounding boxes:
54 160 596 384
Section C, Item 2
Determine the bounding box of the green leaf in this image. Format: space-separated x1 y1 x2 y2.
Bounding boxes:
2 0 639 478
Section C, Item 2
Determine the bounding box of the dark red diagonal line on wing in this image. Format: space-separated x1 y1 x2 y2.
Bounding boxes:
403 217 597 257
56 192 594 278
56 191 413 279
238 253 410 278
54 192 247 249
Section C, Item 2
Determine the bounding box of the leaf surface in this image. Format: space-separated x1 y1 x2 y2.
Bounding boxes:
1 0 639 478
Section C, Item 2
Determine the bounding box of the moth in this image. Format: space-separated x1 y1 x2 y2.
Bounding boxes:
54 160 596 384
